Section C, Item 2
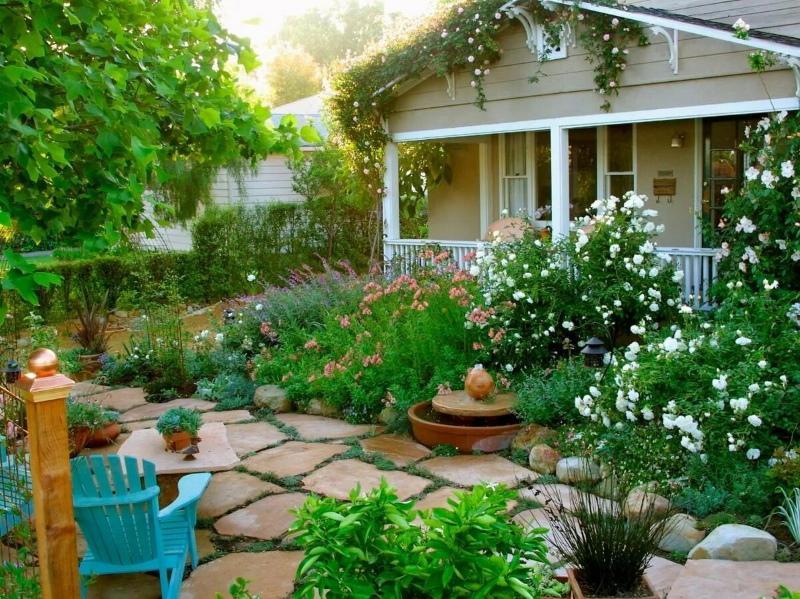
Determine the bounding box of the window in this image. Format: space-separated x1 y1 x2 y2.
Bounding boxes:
536 25 567 60
500 132 530 217
605 124 635 198
534 131 552 220
569 128 598 219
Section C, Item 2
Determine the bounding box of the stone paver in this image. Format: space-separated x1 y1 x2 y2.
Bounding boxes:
201 409 252 425
119 397 216 423
302 459 430 501
242 440 347 478
214 492 308 540
414 487 462 511
275 413 381 440
419 455 537 488
123 419 157 431
182 551 303 599
667 559 800 599
198 470 284 518
196 529 217 560
70 381 111 398
90 387 149 413
86 573 161 598
226 421 287 456
645 555 684 599
359 434 431 466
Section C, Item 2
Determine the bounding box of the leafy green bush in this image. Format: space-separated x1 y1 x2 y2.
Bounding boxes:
290 480 551 598
197 373 255 410
66 400 110 432
514 359 594 426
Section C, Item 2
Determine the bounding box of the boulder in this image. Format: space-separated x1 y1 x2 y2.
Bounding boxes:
253 385 291 413
512 424 558 451
528 444 561 475
555 457 602 484
306 398 341 418
623 490 670 518
378 406 398 426
687 524 777 561
658 513 706 553
592 475 624 500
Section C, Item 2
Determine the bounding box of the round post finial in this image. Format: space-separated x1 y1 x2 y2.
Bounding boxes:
28 348 59 378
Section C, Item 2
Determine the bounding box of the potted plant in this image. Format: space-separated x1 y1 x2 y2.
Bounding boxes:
85 409 121 447
156 407 202 452
73 291 111 374
66 400 108 456
540 481 671 599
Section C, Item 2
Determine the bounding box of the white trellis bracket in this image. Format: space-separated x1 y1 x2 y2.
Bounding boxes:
650 26 679 74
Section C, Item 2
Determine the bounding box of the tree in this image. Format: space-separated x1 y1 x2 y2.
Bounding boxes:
0 0 318 306
267 49 322 107
278 0 388 68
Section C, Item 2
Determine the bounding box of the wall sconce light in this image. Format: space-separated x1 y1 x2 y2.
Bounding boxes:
671 134 685 148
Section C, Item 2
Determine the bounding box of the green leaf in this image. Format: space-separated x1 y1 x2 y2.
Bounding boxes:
198 107 221 128
97 130 120 157
131 136 156 166
238 47 259 72
19 30 45 58
32 272 63 287
300 124 321 144
4 250 36 274
0 212 12 227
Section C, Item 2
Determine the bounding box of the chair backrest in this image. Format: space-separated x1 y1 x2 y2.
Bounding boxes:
71 455 162 566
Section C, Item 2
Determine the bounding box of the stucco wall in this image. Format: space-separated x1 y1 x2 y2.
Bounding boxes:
428 144 481 241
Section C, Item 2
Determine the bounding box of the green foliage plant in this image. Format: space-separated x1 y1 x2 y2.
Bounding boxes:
776 487 800 545
155 407 202 438
72 292 111 354
514 359 595 427
66 400 109 432
215 577 262 599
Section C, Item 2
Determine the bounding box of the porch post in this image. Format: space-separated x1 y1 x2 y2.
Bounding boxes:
479 142 492 237
383 141 401 261
550 125 570 239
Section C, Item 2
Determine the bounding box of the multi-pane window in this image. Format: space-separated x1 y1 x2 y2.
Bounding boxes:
501 132 530 217
606 124 635 198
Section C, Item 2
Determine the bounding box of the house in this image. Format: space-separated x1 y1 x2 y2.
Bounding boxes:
142 94 326 251
379 0 800 305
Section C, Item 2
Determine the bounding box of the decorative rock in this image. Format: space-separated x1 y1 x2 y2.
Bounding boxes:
687 524 777 561
555 457 601 484
305 398 341 418
592 474 624 500
623 490 670 518
253 385 291 413
511 424 558 451
528 444 561 475
667 558 800 599
302 459 430 501
518 483 615 514
658 513 706 553
181 551 303 599
420 454 537 488
378 406 398 425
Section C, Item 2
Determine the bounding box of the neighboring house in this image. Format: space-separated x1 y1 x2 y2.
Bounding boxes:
141 94 326 251
380 0 800 305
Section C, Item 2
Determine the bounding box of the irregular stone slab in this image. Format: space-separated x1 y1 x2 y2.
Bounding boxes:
518 483 614 513
70 381 110 398
198 470 284 518
201 410 252 425
117 422 239 475
123 419 157 432
419 455 537 488
119 397 216 423
644 555 684 599
242 441 347 478
275 413 380 440
658 513 706 553
360 434 431 466
253 384 291 412
89 387 148 413
86 573 161 598
226 421 287 456
195 529 216 560
668 559 800 599
528 444 560 475
303 459 430 501
555 456 602 484
688 524 777 561
214 492 308 540
414 487 462 511
181 551 303 599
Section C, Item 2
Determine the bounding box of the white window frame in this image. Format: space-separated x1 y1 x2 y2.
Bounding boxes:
599 124 637 198
499 132 534 218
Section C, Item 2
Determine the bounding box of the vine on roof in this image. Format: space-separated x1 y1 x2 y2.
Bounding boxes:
327 0 647 211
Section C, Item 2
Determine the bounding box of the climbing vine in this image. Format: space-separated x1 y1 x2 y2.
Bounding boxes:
328 0 648 201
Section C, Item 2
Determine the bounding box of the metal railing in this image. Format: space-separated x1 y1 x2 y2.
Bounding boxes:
384 238 719 307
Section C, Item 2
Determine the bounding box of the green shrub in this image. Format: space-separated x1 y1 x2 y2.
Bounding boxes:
155 407 202 437
197 373 255 410
514 359 594 426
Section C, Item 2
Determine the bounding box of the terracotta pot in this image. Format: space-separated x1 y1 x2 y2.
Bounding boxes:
567 569 657 599
79 353 103 374
69 427 91 457
163 431 193 452
85 422 121 448
465 367 495 400
407 401 520 453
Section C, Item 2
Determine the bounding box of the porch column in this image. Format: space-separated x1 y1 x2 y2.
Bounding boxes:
383 141 401 261
550 125 570 240
479 142 492 236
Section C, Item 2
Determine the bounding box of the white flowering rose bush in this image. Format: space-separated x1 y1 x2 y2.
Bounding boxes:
716 110 800 290
467 192 680 371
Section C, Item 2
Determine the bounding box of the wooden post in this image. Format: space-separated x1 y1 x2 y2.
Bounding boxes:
17 348 79 599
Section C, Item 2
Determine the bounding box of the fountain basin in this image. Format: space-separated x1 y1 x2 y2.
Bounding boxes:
408 400 521 454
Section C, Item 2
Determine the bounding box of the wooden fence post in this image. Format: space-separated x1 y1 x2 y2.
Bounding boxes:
17 348 79 599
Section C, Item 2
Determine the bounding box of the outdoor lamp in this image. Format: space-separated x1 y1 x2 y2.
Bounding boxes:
671 133 685 148
581 337 608 368
4 359 21 384
223 308 236 325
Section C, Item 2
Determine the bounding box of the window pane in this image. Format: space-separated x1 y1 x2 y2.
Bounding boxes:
607 124 633 172
569 128 597 219
711 149 737 178
504 178 528 216
534 131 552 219
608 174 635 199
504 133 527 176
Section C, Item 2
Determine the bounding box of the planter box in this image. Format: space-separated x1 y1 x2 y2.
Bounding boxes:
567 569 657 599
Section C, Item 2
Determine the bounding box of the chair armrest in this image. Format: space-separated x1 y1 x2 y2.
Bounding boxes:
158 472 211 520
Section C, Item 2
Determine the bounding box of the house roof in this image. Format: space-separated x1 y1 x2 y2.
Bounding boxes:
271 93 327 145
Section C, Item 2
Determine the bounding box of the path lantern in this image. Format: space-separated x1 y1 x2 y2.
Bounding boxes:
581 337 608 368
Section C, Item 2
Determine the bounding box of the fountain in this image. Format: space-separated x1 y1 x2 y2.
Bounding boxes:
408 366 521 453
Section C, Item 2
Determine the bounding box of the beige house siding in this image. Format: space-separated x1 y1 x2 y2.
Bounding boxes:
428 144 482 241
388 23 797 135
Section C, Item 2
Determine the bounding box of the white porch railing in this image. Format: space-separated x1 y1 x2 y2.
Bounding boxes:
384 239 719 308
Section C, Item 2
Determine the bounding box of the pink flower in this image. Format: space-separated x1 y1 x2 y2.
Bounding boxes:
339 315 351 328
472 342 485 351
603 33 611 41
304 339 320 351
437 383 452 395
362 353 383 367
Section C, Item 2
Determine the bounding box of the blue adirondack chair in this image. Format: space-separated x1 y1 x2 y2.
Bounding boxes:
0 434 33 537
71 455 211 599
